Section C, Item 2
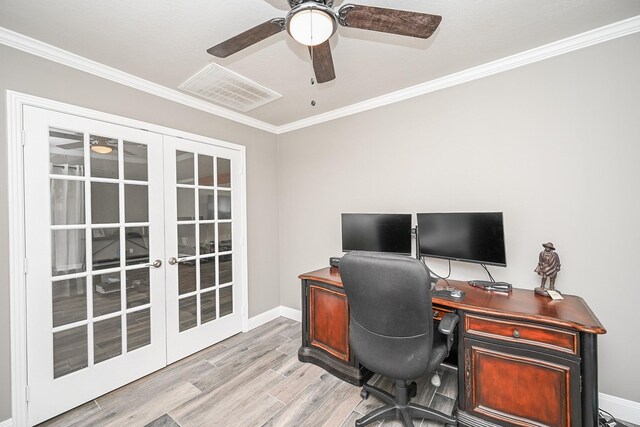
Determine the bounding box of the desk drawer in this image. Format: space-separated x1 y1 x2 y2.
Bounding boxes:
432 305 454 321
465 314 578 355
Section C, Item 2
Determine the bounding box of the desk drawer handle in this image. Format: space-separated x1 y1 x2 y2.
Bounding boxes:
512 329 520 338
433 311 439 318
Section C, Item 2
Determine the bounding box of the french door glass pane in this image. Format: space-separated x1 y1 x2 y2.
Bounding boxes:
94 317 122 364
51 229 86 276
125 184 149 223
52 277 87 327
123 142 148 181
91 182 119 224
93 272 121 316
179 296 197 332
200 258 215 290
220 254 232 284
177 188 195 220
127 309 151 352
218 190 231 220
198 154 214 186
50 179 85 225
176 151 194 184
220 286 233 318
217 157 231 188
90 135 118 179
126 268 150 308
92 227 120 270
49 128 84 175
53 325 88 379
198 189 215 220
126 226 149 266
178 224 196 256
218 223 232 252
178 262 196 295
201 290 216 324
199 224 215 254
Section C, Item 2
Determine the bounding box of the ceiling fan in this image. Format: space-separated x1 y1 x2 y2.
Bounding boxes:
207 0 442 83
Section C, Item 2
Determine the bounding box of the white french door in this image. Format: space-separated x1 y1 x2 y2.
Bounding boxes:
164 136 244 363
22 106 245 425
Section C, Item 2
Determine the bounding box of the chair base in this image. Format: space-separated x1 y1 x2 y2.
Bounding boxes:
356 379 457 427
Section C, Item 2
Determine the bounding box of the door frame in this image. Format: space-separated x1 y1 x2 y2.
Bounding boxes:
7 91 249 426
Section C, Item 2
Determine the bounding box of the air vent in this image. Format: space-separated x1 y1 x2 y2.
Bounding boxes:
179 63 281 112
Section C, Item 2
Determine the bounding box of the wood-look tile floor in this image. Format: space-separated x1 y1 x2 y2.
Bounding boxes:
39 317 458 427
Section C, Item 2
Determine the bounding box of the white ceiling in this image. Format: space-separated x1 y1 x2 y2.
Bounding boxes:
1 1 639 127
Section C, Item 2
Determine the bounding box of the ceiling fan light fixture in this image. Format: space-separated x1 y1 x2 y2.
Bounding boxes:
286 3 337 46
90 139 113 154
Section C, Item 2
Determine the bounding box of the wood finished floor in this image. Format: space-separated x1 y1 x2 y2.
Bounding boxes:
39 317 458 427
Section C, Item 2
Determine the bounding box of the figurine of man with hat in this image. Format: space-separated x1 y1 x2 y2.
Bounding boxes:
534 242 561 296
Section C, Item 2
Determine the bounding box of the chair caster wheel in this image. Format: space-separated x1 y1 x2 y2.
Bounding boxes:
360 389 369 399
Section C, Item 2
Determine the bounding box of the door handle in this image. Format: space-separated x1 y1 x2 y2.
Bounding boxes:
145 259 162 268
168 257 189 265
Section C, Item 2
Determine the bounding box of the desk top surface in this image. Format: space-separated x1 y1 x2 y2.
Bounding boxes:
300 267 606 334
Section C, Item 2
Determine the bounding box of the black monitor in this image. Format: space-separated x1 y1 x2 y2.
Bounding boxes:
341 213 412 255
417 212 506 266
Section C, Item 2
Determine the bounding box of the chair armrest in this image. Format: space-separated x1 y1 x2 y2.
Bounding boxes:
438 312 459 335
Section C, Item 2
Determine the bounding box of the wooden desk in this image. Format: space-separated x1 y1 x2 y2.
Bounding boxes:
298 267 606 427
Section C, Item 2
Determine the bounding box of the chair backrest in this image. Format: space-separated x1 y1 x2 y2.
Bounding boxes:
340 251 434 380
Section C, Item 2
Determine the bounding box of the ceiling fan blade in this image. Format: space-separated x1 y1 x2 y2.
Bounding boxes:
207 18 285 58
309 41 336 84
58 142 85 150
338 4 442 39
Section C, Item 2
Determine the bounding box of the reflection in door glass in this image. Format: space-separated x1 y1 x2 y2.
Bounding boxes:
201 290 216 324
198 189 215 220
199 223 215 254
218 190 231 220
178 262 197 295
177 224 196 256
123 142 148 181
53 325 88 378
219 254 232 284
176 151 194 184
179 296 197 332
220 286 233 318
51 229 86 276
90 135 118 179
52 277 87 327
49 128 84 176
93 271 121 316
50 179 85 225
127 308 151 352
125 184 149 223
126 268 150 308
92 227 120 271
217 157 231 188
91 182 119 224
198 154 214 186
200 258 215 290
218 223 232 252
126 226 149 266
94 317 122 364
177 188 195 220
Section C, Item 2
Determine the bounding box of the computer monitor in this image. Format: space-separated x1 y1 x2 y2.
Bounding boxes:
341 213 412 255
417 212 506 266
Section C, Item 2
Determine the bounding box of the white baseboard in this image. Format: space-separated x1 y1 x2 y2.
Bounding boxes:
279 306 302 322
0 418 12 427
247 306 302 330
600 393 640 424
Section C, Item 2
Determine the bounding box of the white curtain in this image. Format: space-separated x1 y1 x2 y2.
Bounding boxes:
51 165 85 275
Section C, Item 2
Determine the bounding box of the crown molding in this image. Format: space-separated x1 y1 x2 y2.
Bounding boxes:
0 27 279 134
276 14 640 134
2 15 639 136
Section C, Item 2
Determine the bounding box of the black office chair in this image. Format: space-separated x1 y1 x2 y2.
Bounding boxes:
340 251 459 427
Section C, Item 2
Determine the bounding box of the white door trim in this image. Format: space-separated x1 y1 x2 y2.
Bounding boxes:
7 90 249 426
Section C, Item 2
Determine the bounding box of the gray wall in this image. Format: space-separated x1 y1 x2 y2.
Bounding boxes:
277 33 640 402
0 45 281 421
